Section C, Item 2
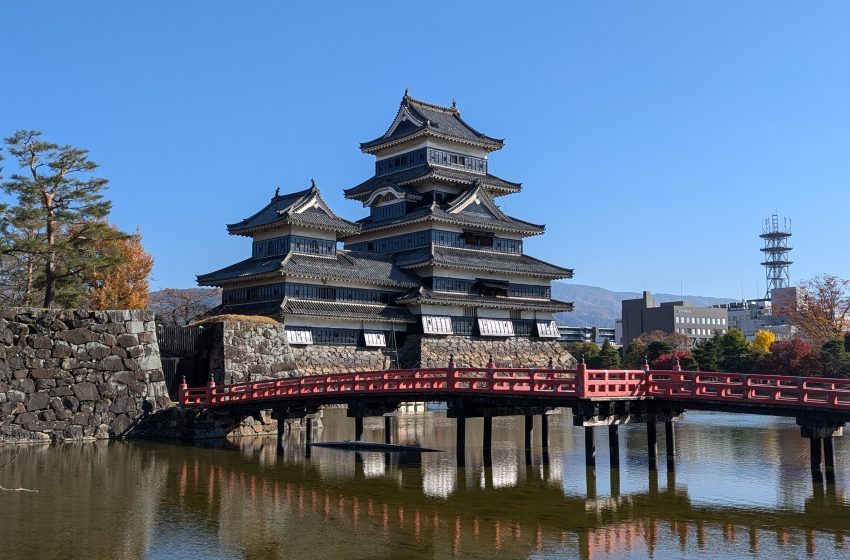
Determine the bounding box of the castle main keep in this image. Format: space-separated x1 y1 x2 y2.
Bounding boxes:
198 92 574 370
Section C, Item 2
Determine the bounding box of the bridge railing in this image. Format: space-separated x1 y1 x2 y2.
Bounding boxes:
178 364 850 412
646 370 850 409
178 366 584 407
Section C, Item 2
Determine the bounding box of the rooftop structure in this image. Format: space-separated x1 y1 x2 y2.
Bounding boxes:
198 92 573 349
760 214 793 299
621 291 728 347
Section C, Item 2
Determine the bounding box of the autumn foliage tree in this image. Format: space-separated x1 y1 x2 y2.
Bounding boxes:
753 338 820 377
84 226 154 309
752 329 776 353
783 274 850 343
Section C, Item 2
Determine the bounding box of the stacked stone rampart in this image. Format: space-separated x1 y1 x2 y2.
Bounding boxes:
208 319 390 380
415 335 576 369
0 308 169 443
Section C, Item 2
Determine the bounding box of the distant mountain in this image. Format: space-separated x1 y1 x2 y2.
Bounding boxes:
552 283 735 328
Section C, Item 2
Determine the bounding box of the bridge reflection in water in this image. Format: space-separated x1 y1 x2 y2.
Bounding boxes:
2 409 849 559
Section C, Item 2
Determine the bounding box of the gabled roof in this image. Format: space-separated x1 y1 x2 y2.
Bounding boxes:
197 251 422 288
360 91 504 154
394 246 573 279
227 182 360 237
395 287 574 313
344 164 521 201
354 183 544 236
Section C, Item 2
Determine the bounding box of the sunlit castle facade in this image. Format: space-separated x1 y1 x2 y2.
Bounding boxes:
198 92 573 357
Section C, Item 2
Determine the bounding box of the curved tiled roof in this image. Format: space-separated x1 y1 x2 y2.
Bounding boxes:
395 288 574 313
344 164 521 201
197 251 422 288
227 184 360 237
281 299 415 324
197 256 284 285
395 246 573 279
360 93 504 153
355 202 544 236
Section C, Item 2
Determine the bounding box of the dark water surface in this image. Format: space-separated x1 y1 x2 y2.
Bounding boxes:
1 409 849 559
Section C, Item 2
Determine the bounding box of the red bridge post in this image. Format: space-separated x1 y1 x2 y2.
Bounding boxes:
178 376 187 406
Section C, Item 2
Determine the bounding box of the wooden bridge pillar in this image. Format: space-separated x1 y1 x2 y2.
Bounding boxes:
584 426 595 468
304 417 313 459
277 424 285 455
810 437 824 483
665 420 676 471
483 416 493 467
647 421 658 471
524 414 534 465
541 413 550 465
608 424 620 469
354 416 364 442
456 415 466 468
384 415 393 445
801 424 843 484
824 436 836 484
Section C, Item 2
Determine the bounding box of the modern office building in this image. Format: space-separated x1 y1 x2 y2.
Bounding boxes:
557 325 617 345
712 286 797 340
621 291 728 347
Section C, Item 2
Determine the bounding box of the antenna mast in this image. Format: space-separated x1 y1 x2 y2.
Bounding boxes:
759 214 793 299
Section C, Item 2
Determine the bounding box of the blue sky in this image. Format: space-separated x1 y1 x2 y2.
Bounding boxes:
1 2 848 298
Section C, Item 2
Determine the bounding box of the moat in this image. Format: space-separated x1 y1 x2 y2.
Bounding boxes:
1 409 848 559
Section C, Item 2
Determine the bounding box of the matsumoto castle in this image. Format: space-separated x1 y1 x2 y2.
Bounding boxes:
198 92 573 351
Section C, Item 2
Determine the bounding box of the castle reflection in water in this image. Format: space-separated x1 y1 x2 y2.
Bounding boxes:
1 409 849 559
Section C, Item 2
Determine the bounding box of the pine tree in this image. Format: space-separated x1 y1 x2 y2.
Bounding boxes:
597 339 621 369
2 131 125 307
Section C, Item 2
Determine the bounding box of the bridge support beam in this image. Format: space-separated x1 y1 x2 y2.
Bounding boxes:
483 416 493 467
524 414 534 465
665 420 676 471
608 424 620 469
304 417 313 458
800 424 843 484
456 415 466 467
277 425 285 455
354 416 364 442
384 415 393 445
584 426 595 468
647 421 658 471
824 436 836 484
541 413 550 465
810 437 824 483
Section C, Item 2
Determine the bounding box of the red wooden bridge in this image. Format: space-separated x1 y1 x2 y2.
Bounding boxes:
180 359 850 482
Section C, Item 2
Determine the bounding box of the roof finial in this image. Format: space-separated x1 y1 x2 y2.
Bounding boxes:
274 185 280 197
404 86 410 97
310 178 317 189
451 97 457 109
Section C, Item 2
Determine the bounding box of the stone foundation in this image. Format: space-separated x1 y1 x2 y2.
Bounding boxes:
209 320 297 382
208 319 393 380
0 308 169 444
415 335 576 369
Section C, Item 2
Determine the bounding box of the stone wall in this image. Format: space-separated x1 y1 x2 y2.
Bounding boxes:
289 345 390 375
415 335 576 369
0 308 169 443
210 320 297 382
209 319 392 380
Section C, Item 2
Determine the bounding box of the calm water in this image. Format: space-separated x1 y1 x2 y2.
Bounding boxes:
1 409 849 559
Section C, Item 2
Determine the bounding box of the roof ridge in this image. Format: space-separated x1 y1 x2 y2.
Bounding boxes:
405 94 457 115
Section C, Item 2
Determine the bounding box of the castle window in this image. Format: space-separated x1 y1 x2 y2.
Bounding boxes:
462 231 494 247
